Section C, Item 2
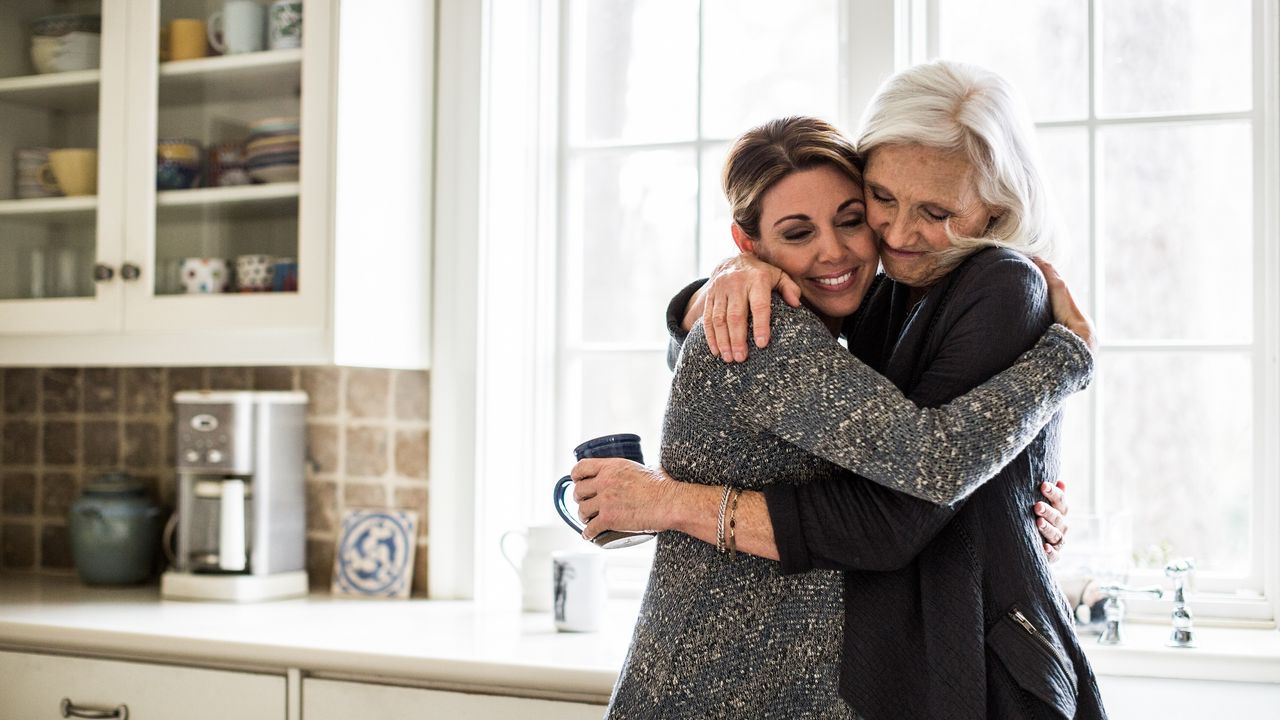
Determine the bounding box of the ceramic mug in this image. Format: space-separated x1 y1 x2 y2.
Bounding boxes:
208 0 265 55
38 148 97 196
552 433 656 549
207 142 249 187
235 254 274 291
180 258 229 293
268 0 303 50
552 550 607 632
270 257 298 291
16 147 60 199
500 524 582 612
168 19 208 60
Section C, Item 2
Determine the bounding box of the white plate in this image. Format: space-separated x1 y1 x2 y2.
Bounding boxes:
248 164 299 183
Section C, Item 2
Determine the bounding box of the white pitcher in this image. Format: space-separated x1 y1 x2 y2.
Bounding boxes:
500 524 580 612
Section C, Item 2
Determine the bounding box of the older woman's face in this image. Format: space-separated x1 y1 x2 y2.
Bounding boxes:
863 144 996 288
742 165 878 328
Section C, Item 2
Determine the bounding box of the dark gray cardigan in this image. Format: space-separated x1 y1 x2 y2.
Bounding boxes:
760 248 1108 719
636 248 1102 718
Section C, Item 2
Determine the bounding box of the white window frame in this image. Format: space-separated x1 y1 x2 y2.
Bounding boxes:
431 0 1280 624
909 0 1280 622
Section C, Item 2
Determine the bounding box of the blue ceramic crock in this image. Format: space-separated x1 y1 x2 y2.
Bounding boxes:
67 473 163 585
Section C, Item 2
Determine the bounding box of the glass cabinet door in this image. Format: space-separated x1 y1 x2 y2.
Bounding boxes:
0 0 124 333
123 0 327 333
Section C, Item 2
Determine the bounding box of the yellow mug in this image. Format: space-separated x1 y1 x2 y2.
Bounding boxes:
39 149 98 197
168 19 208 61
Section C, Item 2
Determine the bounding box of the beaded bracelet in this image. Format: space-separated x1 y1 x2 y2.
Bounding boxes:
716 485 732 554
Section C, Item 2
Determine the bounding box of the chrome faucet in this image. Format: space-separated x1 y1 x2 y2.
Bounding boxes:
1097 584 1163 645
1165 558 1196 648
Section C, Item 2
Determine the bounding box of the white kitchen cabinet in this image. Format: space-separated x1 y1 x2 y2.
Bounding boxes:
302 678 606 720
0 0 432 368
0 649 286 719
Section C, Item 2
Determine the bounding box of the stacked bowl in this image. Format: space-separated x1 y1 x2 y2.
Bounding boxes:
246 117 299 183
30 14 101 74
156 138 203 190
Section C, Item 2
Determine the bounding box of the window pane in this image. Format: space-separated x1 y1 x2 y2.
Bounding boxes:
1098 0 1252 116
698 142 737 276
567 149 697 346
1058 389 1094 514
937 0 1088 122
1101 352 1252 574
566 0 698 144
701 0 839 138
561 351 672 471
1036 127 1091 310
1100 122 1251 342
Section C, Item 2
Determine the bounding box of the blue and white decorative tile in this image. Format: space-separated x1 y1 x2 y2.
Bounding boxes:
332 509 419 599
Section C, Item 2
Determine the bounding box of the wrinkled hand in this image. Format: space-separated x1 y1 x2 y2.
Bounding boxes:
1035 479 1070 563
571 458 677 541
1033 257 1097 352
703 253 802 363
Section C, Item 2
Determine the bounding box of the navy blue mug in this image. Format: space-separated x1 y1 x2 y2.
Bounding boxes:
553 433 656 549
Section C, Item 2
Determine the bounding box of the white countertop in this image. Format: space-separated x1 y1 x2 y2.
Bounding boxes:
1 573 1278 701
0 574 635 703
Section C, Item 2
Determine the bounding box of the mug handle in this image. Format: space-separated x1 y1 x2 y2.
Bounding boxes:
553 475 587 535
207 11 226 53
37 163 60 194
497 529 525 574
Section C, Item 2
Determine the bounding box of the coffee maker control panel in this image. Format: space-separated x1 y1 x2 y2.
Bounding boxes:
175 399 255 474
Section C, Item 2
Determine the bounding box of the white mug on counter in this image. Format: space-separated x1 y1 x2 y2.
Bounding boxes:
500 524 580 612
552 550 607 633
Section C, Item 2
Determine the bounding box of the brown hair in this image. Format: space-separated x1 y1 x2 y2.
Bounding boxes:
722 116 862 239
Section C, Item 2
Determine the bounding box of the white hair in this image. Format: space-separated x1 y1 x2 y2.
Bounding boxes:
856 60 1060 264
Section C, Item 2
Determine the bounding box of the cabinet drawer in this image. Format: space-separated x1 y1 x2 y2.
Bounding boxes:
0 650 285 720
303 678 605 720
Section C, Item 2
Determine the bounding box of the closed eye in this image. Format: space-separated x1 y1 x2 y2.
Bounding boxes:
923 206 951 222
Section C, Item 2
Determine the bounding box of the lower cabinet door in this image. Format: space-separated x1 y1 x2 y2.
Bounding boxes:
302 678 606 720
0 650 286 720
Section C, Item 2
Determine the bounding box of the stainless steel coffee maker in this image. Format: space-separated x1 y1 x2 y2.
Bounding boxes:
161 390 308 601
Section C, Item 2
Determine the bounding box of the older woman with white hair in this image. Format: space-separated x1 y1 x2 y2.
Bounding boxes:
575 60 1108 718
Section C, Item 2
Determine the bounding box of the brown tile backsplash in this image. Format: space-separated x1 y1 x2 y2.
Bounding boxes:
43 369 81 414
346 368 390 419
3 369 37 415
0 366 430 596
82 368 121 413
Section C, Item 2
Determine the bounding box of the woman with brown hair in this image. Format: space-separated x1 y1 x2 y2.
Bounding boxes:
582 80 1104 715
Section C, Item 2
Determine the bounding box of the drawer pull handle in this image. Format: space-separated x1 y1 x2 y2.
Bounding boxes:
61 698 129 719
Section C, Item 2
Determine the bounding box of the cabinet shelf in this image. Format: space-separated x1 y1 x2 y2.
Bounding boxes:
157 182 299 208
0 70 100 112
160 49 302 105
0 195 97 222
157 182 299 222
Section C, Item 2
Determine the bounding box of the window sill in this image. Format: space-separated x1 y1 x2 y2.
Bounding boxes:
1080 619 1280 684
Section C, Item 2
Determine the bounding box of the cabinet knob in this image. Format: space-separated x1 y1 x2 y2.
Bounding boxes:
60 697 129 719
120 263 142 281
93 264 115 282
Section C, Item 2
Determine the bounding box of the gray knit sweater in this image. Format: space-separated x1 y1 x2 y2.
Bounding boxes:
605 296 1093 719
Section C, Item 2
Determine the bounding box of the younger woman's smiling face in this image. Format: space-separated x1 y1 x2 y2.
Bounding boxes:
732 164 878 330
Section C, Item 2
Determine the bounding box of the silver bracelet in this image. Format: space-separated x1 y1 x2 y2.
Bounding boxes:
716 484 732 554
